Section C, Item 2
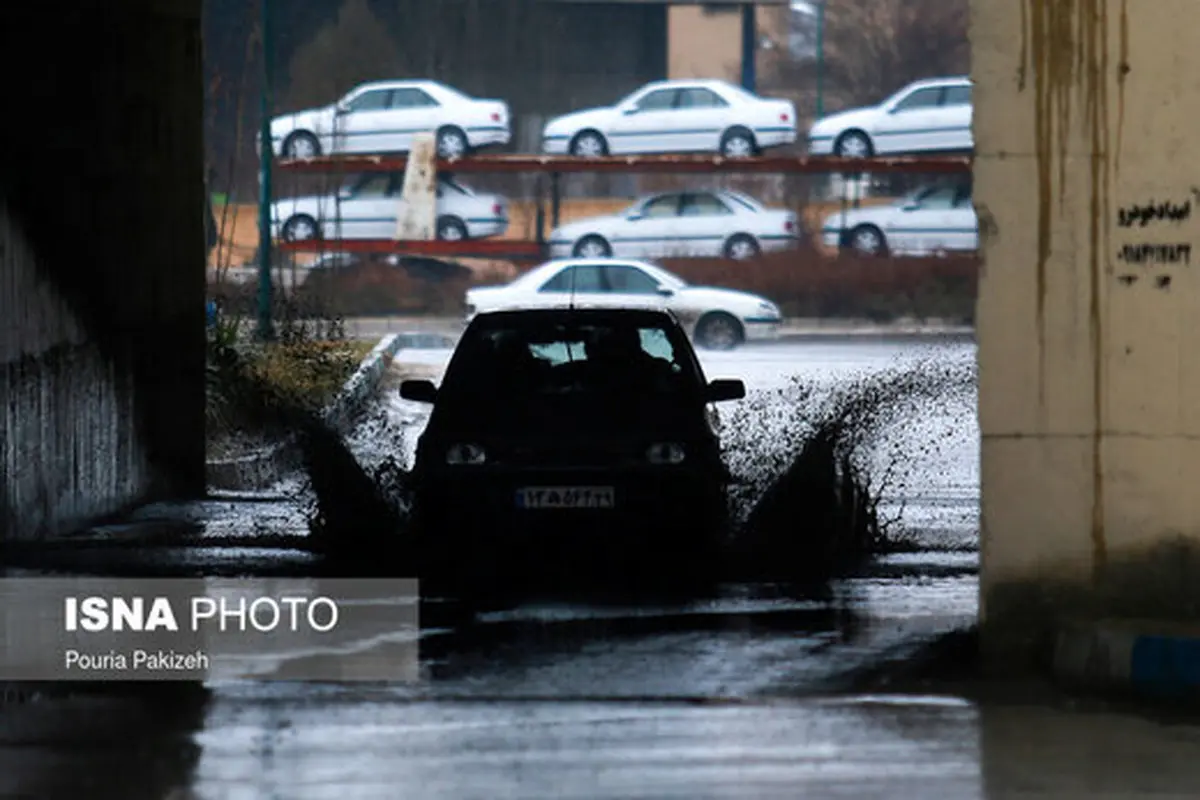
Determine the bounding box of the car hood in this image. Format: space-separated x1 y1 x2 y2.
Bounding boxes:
544 107 614 135
809 106 881 136
271 105 334 134
673 286 778 316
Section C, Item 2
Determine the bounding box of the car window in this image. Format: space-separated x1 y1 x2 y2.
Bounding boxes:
639 195 680 218
892 87 943 112
346 89 390 112
349 174 390 198
676 88 728 109
953 183 973 208
392 88 438 108
603 265 661 294
679 193 732 217
450 321 688 390
539 265 606 293
943 85 972 105
910 186 958 209
635 89 678 112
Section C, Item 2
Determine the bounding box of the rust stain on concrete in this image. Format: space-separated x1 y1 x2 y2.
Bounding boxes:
1023 0 1117 570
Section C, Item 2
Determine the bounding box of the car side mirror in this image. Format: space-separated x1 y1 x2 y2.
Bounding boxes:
335 102 350 115
901 201 920 212
622 106 638 115
656 287 674 297
706 379 745 403
399 379 438 403
627 212 643 221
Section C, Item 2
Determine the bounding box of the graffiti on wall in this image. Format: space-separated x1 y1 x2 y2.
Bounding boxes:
1113 188 1199 288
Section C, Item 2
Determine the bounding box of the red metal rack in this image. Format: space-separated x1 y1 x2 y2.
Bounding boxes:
275 153 972 176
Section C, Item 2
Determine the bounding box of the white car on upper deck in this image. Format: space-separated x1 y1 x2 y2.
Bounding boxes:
266 80 510 160
464 258 783 350
807 76 972 158
548 189 800 260
541 79 797 158
272 172 508 243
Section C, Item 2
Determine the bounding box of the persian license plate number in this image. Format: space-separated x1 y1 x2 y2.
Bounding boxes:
516 487 615 509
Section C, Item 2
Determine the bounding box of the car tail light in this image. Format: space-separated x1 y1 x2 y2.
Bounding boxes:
785 219 795 232
780 112 790 121
492 202 502 215
491 111 501 122
646 443 686 465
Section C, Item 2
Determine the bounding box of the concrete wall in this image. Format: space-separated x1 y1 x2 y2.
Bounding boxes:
667 3 790 81
0 0 207 539
975 0 1200 664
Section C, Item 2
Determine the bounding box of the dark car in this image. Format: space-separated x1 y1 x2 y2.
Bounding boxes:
400 307 745 587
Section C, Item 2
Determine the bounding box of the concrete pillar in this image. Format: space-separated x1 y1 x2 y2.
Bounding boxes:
975 0 1200 665
396 133 437 241
0 0 206 538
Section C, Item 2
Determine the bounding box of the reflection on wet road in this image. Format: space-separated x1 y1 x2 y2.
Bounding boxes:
8 335 1200 797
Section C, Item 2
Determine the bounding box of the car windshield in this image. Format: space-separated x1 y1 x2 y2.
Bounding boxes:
438 316 701 431
722 190 762 212
426 81 467 101
439 176 474 196
715 82 755 101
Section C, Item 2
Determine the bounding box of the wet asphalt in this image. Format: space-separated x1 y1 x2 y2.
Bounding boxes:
5 335 1200 798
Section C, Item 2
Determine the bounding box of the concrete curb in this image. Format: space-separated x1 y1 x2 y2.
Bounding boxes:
205 334 405 491
1054 619 1200 698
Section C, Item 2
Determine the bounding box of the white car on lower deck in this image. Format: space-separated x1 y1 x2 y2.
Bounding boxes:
267 80 510 160
464 258 783 350
549 189 800 260
821 181 977 256
272 172 508 242
807 77 972 158
542 80 797 157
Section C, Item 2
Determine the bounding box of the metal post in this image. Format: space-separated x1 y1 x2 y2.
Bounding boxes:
740 3 756 93
814 0 826 119
550 172 561 229
256 0 274 341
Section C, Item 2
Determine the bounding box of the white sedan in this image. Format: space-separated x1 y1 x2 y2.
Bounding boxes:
821 182 977 256
272 172 508 242
267 80 510 160
806 76 972 157
548 189 800 260
465 258 783 350
541 79 797 158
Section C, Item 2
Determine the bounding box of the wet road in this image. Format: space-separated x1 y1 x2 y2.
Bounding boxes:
7 335 1200 798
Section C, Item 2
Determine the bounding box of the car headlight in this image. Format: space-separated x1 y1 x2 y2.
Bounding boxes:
646 443 686 465
758 301 780 317
446 443 486 465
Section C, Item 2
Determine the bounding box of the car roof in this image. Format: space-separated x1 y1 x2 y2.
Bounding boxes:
903 76 972 91
353 79 446 93
468 307 683 327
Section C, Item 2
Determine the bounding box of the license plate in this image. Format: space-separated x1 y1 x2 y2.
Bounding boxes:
516 486 615 509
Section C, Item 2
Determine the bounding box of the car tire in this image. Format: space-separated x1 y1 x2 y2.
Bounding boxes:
846 224 887 256
569 130 608 158
719 127 758 158
694 312 745 351
281 131 321 159
436 216 469 241
572 234 612 258
436 126 470 160
723 233 760 260
833 129 874 158
281 214 319 242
